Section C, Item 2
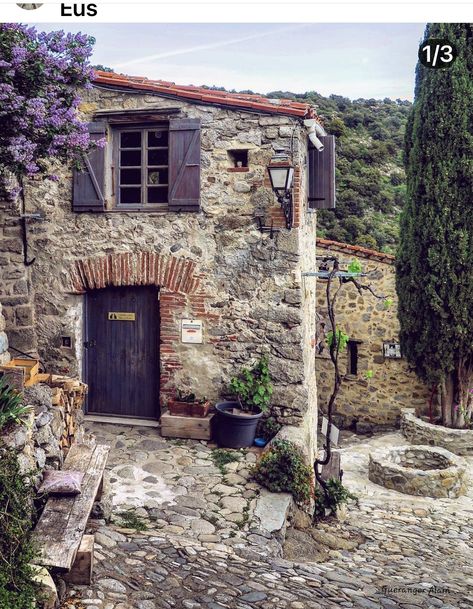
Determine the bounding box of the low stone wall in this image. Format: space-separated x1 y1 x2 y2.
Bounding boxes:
401 408 473 456
368 445 467 498
0 382 84 474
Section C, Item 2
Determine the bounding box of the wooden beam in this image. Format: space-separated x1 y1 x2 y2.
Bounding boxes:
64 535 94 585
160 412 214 440
32 443 109 572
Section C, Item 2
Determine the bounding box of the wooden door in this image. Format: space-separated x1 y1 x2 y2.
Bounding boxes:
85 286 160 419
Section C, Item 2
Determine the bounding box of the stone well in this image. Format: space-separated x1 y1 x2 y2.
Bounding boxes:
368 445 467 498
401 408 473 456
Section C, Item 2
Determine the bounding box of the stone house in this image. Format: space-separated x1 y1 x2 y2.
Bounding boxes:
0 71 337 457
315 238 430 432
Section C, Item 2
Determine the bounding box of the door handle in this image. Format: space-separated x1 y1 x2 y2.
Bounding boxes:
84 339 96 349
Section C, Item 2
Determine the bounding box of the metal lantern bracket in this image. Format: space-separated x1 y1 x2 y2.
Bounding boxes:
20 212 45 267
302 271 369 279
256 217 282 239
275 190 293 230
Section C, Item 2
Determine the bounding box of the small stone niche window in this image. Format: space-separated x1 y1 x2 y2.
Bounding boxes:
347 340 361 376
227 149 249 171
61 336 73 349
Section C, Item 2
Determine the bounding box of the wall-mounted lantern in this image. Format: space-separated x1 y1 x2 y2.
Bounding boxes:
267 150 294 229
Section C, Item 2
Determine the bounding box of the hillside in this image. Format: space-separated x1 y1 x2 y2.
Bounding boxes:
267 91 411 254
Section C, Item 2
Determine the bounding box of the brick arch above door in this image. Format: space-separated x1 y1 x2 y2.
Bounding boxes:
68 252 201 295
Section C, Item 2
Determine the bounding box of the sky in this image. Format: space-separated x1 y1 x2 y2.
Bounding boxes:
36 23 427 100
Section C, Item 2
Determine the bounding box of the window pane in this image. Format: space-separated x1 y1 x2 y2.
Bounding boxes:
148 169 168 185
148 130 169 147
121 131 141 148
148 187 167 204
148 149 168 166
120 168 141 185
121 150 141 166
120 187 141 204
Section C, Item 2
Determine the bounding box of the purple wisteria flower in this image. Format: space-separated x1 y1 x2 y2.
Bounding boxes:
0 23 97 193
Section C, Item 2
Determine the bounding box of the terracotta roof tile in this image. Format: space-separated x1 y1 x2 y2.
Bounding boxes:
92 71 320 119
316 238 395 265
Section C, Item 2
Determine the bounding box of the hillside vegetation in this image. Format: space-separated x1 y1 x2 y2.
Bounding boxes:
267 91 411 254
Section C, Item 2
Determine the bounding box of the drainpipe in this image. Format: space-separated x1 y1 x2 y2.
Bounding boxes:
304 119 326 151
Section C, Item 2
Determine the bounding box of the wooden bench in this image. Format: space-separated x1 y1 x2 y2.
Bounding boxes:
33 442 110 583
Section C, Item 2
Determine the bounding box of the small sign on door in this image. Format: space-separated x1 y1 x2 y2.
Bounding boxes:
181 319 203 344
108 312 136 321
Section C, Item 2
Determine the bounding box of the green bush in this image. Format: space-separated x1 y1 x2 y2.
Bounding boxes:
0 450 39 609
256 417 282 442
0 376 31 431
252 439 312 504
229 355 272 413
313 477 358 521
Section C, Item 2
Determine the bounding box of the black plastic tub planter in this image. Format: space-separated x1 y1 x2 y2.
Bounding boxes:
215 401 263 448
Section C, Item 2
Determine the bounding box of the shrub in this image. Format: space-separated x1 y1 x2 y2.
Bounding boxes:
256 417 281 442
0 377 31 431
252 439 312 504
313 477 358 521
229 355 272 413
0 450 39 609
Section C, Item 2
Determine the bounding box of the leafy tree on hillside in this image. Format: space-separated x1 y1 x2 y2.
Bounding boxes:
278 91 411 253
396 23 473 428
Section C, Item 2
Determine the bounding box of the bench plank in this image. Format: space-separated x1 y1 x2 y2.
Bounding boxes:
33 443 109 572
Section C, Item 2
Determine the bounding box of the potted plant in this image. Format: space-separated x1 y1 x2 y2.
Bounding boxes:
168 390 210 418
215 355 272 448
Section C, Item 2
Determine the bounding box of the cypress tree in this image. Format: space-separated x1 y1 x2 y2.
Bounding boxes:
396 24 473 427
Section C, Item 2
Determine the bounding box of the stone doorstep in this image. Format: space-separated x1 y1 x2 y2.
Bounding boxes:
254 489 293 543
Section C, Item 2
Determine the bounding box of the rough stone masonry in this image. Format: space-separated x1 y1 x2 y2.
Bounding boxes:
315 239 429 432
0 80 319 456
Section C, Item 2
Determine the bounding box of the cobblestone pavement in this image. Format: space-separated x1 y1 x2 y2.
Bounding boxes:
62 424 473 609
85 422 278 553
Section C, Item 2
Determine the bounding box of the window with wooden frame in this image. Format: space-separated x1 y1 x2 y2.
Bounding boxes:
115 126 169 208
72 117 201 214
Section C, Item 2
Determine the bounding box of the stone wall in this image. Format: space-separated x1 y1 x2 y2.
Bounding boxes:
0 196 38 355
1 383 84 474
368 445 467 498
401 409 473 456
0 86 318 452
315 241 429 431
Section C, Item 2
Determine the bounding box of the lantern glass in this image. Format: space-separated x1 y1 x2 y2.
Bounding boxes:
268 166 289 191
287 166 294 190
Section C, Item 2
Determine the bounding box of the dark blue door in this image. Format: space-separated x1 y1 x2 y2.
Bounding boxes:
85 286 160 419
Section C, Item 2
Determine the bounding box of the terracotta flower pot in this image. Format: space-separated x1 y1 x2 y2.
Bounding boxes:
168 400 192 417
190 401 211 418
168 399 211 418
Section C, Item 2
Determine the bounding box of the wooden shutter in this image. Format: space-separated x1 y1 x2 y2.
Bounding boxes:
72 122 107 213
308 135 336 209
168 118 201 212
